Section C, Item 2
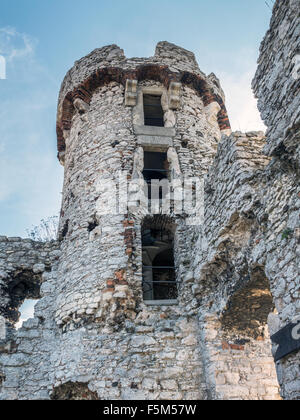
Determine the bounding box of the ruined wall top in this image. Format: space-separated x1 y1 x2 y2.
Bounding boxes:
0 236 60 334
56 41 230 155
253 0 300 157
58 41 217 102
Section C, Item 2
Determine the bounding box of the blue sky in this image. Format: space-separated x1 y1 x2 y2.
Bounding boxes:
0 0 273 238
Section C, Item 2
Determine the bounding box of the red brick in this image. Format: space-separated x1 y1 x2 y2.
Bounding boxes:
222 341 230 350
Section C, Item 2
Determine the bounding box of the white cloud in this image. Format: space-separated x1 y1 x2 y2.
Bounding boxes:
219 69 266 133
0 26 53 85
0 26 37 62
210 47 266 133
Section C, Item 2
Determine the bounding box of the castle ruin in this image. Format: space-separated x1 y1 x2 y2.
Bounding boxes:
0 0 299 400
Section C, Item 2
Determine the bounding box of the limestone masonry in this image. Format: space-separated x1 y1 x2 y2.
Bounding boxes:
0 0 299 400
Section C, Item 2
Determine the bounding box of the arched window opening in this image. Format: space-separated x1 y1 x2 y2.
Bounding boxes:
143 94 164 127
142 218 177 303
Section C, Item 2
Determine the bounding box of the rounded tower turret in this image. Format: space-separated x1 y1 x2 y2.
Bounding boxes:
52 41 231 399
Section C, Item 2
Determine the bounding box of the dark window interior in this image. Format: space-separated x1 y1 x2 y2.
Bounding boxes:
143 152 169 199
142 226 177 301
143 151 168 181
143 94 164 127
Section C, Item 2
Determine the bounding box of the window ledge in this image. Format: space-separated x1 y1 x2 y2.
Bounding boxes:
134 125 175 137
144 299 178 306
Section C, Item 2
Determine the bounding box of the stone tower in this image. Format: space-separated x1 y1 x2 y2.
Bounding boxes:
52 41 231 399
0 41 234 401
1 5 299 397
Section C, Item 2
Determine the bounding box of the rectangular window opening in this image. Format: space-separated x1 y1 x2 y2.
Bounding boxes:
143 151 169 200
143 94 164 127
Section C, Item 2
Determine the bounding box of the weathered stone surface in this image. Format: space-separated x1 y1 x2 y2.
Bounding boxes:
0 1 299 400
253 0 300 159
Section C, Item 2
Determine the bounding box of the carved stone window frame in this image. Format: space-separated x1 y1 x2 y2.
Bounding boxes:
133 86 168 127
129 84 179 151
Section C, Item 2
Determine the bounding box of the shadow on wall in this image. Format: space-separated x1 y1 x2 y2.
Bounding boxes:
221 266 275 340
50 382 99 400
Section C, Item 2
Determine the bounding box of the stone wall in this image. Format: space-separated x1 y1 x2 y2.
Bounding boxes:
252 0 300 160
200 315 280 400
190 129 299 400
252 0 300 400
0 0 299 398
0 236 60 336
1 41 223 400
50 43 223 398
188 132 280 400
0 236 60 399
183 0 300 400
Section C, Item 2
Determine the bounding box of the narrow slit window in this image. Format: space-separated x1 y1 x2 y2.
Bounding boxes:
143 94 164 127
